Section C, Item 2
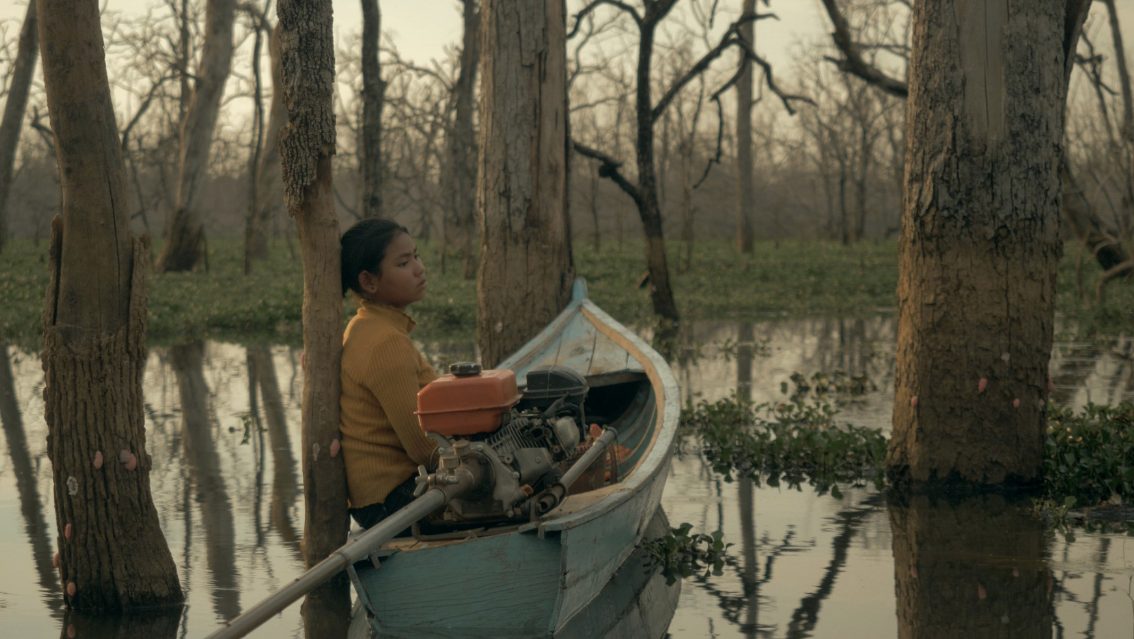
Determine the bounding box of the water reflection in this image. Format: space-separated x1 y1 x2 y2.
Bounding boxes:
0 318 1131 637
0 342 61 617
889 494 1054 638
245 345 301 555
169 342 240 621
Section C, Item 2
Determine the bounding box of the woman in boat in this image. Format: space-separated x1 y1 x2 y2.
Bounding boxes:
339 218 438 530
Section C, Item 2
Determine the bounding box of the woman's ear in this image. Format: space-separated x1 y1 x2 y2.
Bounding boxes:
358 270 381 296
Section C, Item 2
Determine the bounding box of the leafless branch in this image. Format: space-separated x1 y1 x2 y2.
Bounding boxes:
569 0 642 38
572 140 642 207
818 0 908 99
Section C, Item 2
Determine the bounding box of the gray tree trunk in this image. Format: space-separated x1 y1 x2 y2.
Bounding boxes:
0 0 37 253
735 0 755 254
37 0 182 611
245 23 285 272
158 0 236 272
888 2 1074 487
277 0 349 635
477 0 574 368
359 0 384 218
443 0 480 279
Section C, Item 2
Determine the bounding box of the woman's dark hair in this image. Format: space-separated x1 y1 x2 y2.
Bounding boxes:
340 218 409 296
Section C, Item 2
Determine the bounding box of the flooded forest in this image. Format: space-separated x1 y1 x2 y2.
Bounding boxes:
1 1 1133 638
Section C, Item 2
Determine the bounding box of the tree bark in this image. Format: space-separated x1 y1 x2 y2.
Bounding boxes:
888 2 1069 487
477 0 574 368
245 23 285 271
443 0 480 280
38 0 182 610
157 0 236 272
277 0 349 635
734 0 755 254
359 0 384 218
0 0 37 253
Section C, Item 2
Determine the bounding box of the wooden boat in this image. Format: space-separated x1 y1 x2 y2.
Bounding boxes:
347 280 681 638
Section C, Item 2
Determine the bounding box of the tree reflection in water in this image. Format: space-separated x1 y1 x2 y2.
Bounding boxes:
889 493 1053 639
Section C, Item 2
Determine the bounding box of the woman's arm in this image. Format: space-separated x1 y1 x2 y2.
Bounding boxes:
364 334 438 465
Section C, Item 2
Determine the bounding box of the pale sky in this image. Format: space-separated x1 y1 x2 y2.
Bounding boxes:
0 0 830 71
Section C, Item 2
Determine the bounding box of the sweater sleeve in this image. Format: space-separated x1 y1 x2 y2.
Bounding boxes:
364 334 438 466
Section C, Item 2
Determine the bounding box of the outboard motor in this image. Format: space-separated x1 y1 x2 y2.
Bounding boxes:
415 362 589 525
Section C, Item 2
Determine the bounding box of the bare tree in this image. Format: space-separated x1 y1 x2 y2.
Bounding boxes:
572 0 804 324
359 0 384 218
477 0 574 367
735 0 756 253
157 0 236 272
245 16 285 272
441 0 480 279
276 0 348 635
38 0 182 610
0 0 36 253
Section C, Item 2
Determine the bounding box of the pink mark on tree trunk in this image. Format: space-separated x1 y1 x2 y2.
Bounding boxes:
64 523 72 540
1012 398 1021 409
910 395 918 408
330 438 341 458
978 377 988 394
65 581 76 597
119 449 138 471
93 450 103 470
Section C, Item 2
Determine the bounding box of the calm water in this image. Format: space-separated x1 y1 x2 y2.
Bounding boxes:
1 317 1132 638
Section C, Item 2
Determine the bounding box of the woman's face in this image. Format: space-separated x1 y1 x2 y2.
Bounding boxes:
364 232 426 309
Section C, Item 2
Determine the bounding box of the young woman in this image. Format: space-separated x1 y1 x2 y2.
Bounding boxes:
339 218 438 530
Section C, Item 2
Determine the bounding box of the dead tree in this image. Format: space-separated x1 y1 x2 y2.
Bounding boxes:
571 0 805 324
359 0 384 218
157 0 237 272
0 0 37 253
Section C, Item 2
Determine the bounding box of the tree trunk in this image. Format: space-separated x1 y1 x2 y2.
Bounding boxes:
477 0 573 368
0 0 37 253
735 0 755 254
888 2 1068 487
277 0 348 635
889 495 1053 638
359 0 384 218
448 0 480 280
245 23 285 272
157 0 236 272
635 20 679 324
38 0 182 610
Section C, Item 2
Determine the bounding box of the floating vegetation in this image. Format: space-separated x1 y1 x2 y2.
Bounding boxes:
678 395 888 498
639 523 730 585
1043 402 1134 516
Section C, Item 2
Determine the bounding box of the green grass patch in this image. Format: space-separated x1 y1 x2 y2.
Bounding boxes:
0 237 1130 346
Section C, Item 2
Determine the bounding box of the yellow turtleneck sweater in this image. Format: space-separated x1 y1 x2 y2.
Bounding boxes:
340 300 438 509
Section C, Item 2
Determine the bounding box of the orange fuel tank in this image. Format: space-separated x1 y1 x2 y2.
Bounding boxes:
416 363 522 436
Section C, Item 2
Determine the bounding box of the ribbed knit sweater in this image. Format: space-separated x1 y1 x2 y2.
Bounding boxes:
340 301 438 509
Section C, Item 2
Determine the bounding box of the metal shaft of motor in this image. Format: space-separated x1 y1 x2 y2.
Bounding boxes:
204 469 479 639
535 427 618 514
